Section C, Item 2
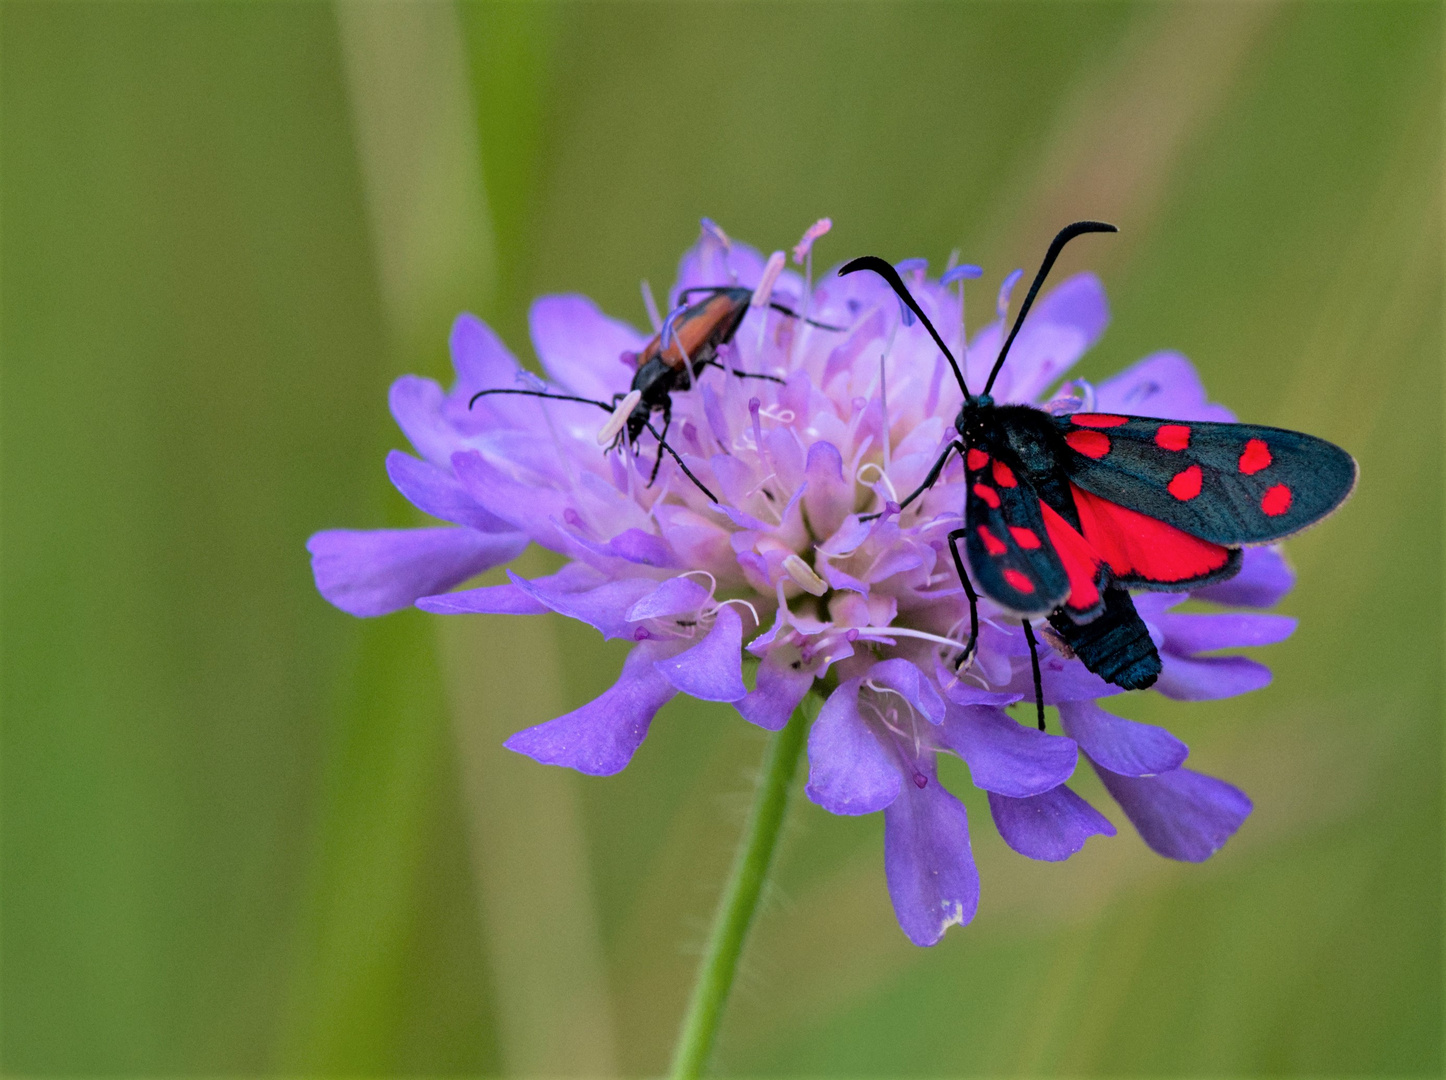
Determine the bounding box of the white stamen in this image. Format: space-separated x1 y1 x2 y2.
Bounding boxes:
856 462 900 504
750 251 787 309
678 569 718 596
598 389 642 445
712 597 761 626
782 554 828 597
855 626 969 652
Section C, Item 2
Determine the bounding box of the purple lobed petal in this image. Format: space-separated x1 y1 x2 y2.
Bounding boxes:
1092 761 1252 862
988 784 1116 861
1057 700 1188 777
388 375 457 466
942 703 1078 798
530 295 646 404
1158 612 1296 656
504 639 680 775
1155 654 1272 701
737 646 816 732
308 526 527 618
883 768 980 945
1092 351 1236 422
627 575 711 621
805 679 902 815
867 657 946 724
1193 546 1295 608
507 570 657 640
417 561 605 615
386 450 513 532
654 605 747 702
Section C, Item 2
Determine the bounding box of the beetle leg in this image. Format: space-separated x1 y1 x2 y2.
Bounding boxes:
648 408 671 487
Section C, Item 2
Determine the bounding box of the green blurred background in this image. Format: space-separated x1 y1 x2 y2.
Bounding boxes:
3 1 1440 1075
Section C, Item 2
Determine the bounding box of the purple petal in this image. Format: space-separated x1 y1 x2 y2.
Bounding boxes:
1093 762 1252 861
1001 273 1110 402
388 375 455 466
867 658 946 724
883 771 980 946
654 605 746 702
1093 351 1236 422
507 570 657 640
450 312 523 396
308 527 527 618
941 703 1078 797
737 647 815 731
1159 612 1296 656
805 679 902 815
802 441 853 538
934 659 1023 707
529 295 646 403
1057 700 1187 777
1192 546 1295 608
672 232 768 304
1156 655 1273 701
571 527 678 569
386 450 512 532
504 640 678 775
627 576 711 621
417 561 605 615
988 784 1116 861
418 584 545 615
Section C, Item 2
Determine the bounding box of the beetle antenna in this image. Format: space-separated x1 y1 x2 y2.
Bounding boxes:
766 301 846 332
983 220 1117 396
646 421 718 503
469 387 614 413
838 256 970 398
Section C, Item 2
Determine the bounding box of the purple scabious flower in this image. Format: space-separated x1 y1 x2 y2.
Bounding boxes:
310 221 1302 946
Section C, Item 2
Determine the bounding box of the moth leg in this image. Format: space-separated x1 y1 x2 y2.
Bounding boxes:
1021 620 1046 731
864 440 965 521
946 528 980 668
648 407 672 487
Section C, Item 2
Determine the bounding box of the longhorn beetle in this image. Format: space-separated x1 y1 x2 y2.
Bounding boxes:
471 285 842 501
840 223 1356 729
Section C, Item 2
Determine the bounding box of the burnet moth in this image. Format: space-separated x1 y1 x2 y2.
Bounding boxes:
841 222 1358 728
471 285 842 501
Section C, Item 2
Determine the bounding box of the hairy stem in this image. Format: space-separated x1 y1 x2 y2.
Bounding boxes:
668 693 816 1078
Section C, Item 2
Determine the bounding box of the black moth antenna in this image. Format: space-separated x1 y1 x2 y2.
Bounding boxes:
837 221 1119 402
837 256 971 398
984 220 1117 396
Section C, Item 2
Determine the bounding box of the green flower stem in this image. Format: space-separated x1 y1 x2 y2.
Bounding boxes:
668 692 818 1079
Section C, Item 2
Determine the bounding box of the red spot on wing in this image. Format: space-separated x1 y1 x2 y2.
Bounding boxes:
1002 568 1035 594
1066 429 1111 459
966 448 989 471
1071 484 1230 583
1261 484 1292 516
1167 465 1203 501
1009 526 1042 550
1239 439 1272 475
978 525 1007 555
1038 502 1102 612
992 460 1017 487
1155 424 1191 451
973 483 1001 508
1072 413 1128 428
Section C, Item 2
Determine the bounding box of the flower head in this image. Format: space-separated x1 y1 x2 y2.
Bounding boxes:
310 220 1299 946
